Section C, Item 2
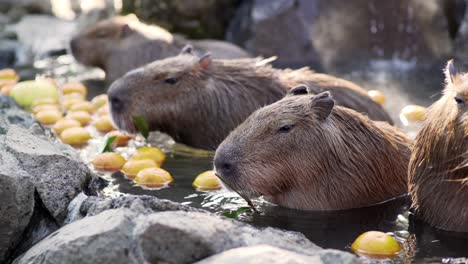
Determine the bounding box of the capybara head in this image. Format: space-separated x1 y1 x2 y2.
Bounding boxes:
409 59 468 232
107 49 285 149
215 86 410 210
70 14 173 69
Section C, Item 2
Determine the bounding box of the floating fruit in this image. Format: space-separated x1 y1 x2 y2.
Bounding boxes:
400 105 426 125
106 131 133 147
32 97 59 107
60 127 91 146
0 83 15 95
62 97 85 111
121 159 157 179
97 105 110 116
351 231 401 259
193 170 222 191
62 92 85 101
368 90 386 105
92 152 126 171
52 119 81 135
130 146 166 166
0 68 18 81
61 82 87 96
34 110 62 126
66 111 92 126
93 116 115 133
134 167 173 188
32 104 61 114
70 101 95 113
10 80 59 109
91 94 108 109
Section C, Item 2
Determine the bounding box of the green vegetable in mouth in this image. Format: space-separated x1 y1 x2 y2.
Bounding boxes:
132 115 149 140
101 136 117 153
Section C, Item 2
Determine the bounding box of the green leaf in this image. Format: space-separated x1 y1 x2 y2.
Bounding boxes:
101 136 117 153
222 207 251 219
132 115 149 139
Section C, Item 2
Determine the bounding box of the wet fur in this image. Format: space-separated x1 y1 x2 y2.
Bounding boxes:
215 93 410 210
408 61 468 232
108 54 393 150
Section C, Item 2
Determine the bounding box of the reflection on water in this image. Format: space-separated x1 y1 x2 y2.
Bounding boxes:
32 55 468 263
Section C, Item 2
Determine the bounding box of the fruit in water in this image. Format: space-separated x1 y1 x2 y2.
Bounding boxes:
193 170 222 191
52 119 81 135
134 167 173 188
92 152 126 171
121 159 157 179
10 80 59 109
351 231 401 259
60 127 91 146
130 146 166 166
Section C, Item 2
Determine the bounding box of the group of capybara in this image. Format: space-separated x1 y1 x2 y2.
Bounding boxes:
71 16 467 233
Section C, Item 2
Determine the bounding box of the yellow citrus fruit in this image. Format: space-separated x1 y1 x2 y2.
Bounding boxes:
134 167 173 188
121 159 157 179
65 111 92 126
60 127 91 146
52 119 81 135
106 131 133 147
130 146 166 166
351 231 401 259
97 105 110 116
0 83 16 95
70 101 95 113
35 110 63 125
400 105 426 125
368 90 386 105
62 82 87 96
92 152 126 171
93 116 115 133
193 170 222 191
32 104 61 114
91 94 108 109
10 80 59 109
32 97 59 107
0 68 18 80
62 92 85 101
62 97 85 111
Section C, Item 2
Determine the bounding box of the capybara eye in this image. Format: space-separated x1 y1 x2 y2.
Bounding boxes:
278 124 294 133
164 77 178 85
455 97 465 105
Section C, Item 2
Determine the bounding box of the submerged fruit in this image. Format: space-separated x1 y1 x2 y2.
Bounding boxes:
134 167 173 188
92 152 126 171
60 127 91 145
52 119 81 135
93 116 115 133
70 101 95 113
91 94 108 109
106 131 133 147
193 170 222 191
35 110 62 125
351 231 401 259
130 146 166 166
10 80 59 109
368 90 386 105
121 159 157 179
61 82 87 96
66 111 92 126
400 105 426 125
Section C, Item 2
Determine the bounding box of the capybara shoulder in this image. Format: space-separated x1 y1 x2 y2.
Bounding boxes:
108 51 393 150
409 60 468 232
214 86 410 210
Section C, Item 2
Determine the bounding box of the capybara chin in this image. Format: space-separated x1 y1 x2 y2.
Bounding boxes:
70 14 249 81
409 60 468 232
107 51 393 150
214 87 410 210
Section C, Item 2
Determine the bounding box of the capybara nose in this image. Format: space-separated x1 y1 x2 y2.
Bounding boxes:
214 144 239 179
215 156 234 177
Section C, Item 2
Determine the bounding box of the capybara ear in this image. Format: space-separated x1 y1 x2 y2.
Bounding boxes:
311 91 334 120
199 53 212 70
180 44 193 55
446 59 460 85
125 14 139 22
287 84 309 96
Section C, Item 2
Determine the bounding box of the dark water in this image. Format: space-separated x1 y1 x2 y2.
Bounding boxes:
29 55 468 263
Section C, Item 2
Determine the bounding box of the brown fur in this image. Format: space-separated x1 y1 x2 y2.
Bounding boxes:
214 89 410 210
408 60 468 232
108 53 393 150
70 15 249 81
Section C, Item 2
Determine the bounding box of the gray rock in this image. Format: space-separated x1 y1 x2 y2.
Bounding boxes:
227 0 453 71
0 96 36 131
0 150 35 262
14 209 138 264
195 245 359 264
5 125 91 223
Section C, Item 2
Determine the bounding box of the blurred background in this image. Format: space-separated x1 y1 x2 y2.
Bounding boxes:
0 0 467 122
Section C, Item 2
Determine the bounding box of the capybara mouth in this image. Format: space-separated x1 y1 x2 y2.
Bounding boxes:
215 171 259 211
109 112 137 134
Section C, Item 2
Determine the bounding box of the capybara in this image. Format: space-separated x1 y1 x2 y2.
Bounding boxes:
70 14 249 81
107 51 393 150
408 60 468 232
214 87 410 210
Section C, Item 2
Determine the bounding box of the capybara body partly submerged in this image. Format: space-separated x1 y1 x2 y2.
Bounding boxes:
214 87 410 210
107 51 393 150
409 60 468 232
70 15 249 81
